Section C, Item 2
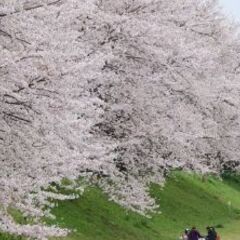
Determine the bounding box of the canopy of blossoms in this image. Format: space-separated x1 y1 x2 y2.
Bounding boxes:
0 0 240 238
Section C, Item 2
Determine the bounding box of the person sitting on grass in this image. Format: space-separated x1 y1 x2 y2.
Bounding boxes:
188 226 204 240
180 228 190 240
205 226 217 240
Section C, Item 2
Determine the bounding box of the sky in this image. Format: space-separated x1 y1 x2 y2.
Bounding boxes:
219 0 240 21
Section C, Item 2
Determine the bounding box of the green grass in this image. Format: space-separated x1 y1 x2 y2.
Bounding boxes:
2 172 240 240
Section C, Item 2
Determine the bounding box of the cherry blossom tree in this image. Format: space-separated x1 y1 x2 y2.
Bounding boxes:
0 0 240 238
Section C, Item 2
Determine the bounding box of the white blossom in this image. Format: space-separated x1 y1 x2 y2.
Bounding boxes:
0 0 240 238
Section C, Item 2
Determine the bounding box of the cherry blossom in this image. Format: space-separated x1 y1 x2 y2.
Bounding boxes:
0 0 240 238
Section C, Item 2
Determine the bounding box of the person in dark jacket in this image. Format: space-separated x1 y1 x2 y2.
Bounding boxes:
188 227 203 240
206 226 217 240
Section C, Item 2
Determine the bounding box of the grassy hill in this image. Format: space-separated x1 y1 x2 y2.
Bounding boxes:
1 172 240 240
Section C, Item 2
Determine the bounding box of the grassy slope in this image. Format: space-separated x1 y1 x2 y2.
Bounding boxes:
1 172 240 240
50 172 240 240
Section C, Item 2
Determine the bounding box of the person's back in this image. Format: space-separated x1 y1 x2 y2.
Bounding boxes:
188 227 202 240
206 227 217 240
